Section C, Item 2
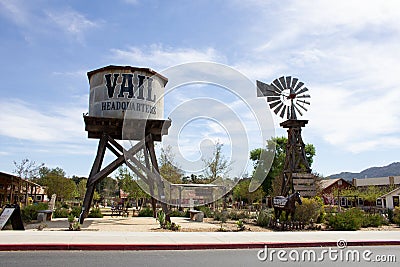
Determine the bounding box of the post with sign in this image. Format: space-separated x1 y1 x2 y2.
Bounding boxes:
0 204 24 230
79 65 172 224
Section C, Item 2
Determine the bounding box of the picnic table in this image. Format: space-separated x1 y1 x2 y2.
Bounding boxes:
111 205 129 217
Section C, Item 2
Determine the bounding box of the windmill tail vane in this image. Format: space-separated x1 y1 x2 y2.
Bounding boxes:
257 76 311 120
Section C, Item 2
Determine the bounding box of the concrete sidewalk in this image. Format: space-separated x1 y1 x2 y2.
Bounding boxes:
0 231 399 251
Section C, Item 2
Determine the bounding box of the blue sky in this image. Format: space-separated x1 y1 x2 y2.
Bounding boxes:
0 0 400 178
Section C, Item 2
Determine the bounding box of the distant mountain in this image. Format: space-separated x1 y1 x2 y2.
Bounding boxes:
328 162 400 181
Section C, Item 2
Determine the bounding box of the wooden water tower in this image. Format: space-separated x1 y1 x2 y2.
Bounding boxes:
79 65 171 223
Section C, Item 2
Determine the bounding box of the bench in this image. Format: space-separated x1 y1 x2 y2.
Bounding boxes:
37 210 53 222
188 210 204 222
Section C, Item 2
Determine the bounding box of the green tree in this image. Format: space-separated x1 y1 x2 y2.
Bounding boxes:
250 136 316 196
159 145 183 184
97 176 118 200
115 167 148 207
37 167 76 202
75 179 88 199
233 179 265 205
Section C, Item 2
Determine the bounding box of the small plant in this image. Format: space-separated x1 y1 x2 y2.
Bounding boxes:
53 208 69 218
393 207 400 226
68 214 75 223
228 211 247 220
156 211 180 231
387 208 394 223
37 223 47 231
72 221 81 231
71 206 82 217
256 209 273 227
138 207 153 217
156 210 166 228
166 221 181 231
197 206 213 218
88 207 103 218
236 219 245 231
219 211 228 231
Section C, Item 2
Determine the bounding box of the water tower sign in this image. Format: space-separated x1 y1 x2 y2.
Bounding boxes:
88 65 167 120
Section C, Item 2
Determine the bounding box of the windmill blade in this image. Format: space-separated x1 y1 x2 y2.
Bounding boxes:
269 100 281 109
257 80 277 97
264 88 281 96
285 76 292 90
296 87 309 95
291 77 298 89
296 94 311 98
294 81 304 93
294 104 303 116
279 105 286 118
267 96 281 102
273 78 284 91
298 99 310 105
297 103 308 112
273 102 284 115
279 76 287 89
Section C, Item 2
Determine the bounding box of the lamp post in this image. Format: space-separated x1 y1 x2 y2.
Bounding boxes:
337 179 342 212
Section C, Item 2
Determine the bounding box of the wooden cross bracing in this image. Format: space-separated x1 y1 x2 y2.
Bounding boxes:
79 116 171 224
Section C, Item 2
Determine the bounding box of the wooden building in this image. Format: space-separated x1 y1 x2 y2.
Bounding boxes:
318 178 353 205
376 187 400 210
0 171 48 207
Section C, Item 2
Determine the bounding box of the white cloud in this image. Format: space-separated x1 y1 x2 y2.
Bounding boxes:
230 0 400 154
109 45 225 69
45 9 98 42
0 98 86 144
123 0 139 5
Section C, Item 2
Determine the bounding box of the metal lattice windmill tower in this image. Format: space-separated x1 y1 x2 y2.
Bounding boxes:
257 76 315 197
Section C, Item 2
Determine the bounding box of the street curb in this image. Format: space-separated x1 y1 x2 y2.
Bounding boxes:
1 241 400 251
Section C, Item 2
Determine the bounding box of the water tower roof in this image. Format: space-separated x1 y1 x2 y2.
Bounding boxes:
87 65 168 84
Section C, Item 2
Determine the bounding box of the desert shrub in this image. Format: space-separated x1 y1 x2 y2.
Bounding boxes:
326 208 363 231
393 207 400 226
256 209 274 227
53 208 69 218
228 210 247 220
213 211 228 222
197 206 213 218
71 206 82 217
362 213 387 227
138 207 153 217
294 197 324 223
21 203 49 222
236 219 245 231
88 208 103 218
387 208 394 223
169 209 190 217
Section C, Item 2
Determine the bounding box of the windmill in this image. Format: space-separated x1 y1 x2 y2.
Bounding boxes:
257 76 315 197
256 76 310 120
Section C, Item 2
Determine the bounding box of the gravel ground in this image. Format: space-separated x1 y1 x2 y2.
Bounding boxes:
24 216 400 232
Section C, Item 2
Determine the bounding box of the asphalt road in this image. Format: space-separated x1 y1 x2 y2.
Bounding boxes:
0 246 398 267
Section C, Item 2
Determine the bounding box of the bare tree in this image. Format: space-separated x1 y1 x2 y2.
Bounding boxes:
12 158 44 205
202 141 231 181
